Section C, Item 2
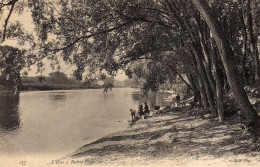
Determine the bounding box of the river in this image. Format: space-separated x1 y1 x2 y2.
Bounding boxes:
0 88 168 162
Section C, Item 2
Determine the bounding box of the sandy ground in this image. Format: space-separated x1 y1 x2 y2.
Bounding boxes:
50 106 260 167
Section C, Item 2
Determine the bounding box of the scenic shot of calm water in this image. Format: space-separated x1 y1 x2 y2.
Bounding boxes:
0 88 168 159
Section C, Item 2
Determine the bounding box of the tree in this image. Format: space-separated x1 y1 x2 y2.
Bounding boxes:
192 0 260 138
49 71 69 84
0 0 19 42
0 45 25 93
38 76 45 83
102 76 114 94
244 0 260 86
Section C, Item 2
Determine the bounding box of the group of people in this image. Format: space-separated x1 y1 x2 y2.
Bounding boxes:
129 94 182 122
130 101 150 121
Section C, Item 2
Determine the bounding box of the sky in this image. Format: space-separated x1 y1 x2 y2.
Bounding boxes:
1 7 127 81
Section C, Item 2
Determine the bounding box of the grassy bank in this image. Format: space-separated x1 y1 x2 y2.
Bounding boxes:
60 106 260 167
21 83 103 91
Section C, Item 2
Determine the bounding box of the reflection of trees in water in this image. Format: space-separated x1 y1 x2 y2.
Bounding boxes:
0 93 20 132
48 92 67 101
103 93 115 99
131 94 143 102
131 91 165 106
103 83 113 94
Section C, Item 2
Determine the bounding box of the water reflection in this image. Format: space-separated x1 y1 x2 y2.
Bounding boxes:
0 93 20 133
131 90 166 107
48 92 67 101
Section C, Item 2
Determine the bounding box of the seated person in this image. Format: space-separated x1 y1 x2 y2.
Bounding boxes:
144 101 149 118
174 94 180 107
138 102 144 118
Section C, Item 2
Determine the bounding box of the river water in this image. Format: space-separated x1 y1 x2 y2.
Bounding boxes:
0 88 167 161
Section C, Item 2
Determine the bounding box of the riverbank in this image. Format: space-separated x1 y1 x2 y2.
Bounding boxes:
20 83 103 91
61 106 260 167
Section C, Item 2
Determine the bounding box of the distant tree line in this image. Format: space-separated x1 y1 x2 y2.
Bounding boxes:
21 71 81 85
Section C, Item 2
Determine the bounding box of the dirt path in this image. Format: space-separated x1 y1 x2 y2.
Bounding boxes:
60 107 260 167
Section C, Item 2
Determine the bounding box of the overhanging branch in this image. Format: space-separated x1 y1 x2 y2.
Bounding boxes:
49 20 134 52
2 1 16 42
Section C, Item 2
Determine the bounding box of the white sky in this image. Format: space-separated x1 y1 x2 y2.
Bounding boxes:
1 7 127 80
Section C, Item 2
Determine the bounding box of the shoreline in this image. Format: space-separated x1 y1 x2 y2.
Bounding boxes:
20 83 103 91
0 85 134 93
60 106 260 167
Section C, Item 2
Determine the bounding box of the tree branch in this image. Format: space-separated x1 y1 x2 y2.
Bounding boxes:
0 0 16 8
153 57 191 88
2 1 17 42
50 20 134 52
122 54 192 88
114 9 176 30
47 0 92 33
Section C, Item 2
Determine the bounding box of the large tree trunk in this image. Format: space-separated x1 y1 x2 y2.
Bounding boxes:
191 42 215 110
239 9 249 85
211 40 224 122
187 73 201 105
223 71 229 93
245 0 260 86
192 0 260 138
191 53 209 108
198 75 209 108
176 72 192 91
241 37 249 85
194 16 216 96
